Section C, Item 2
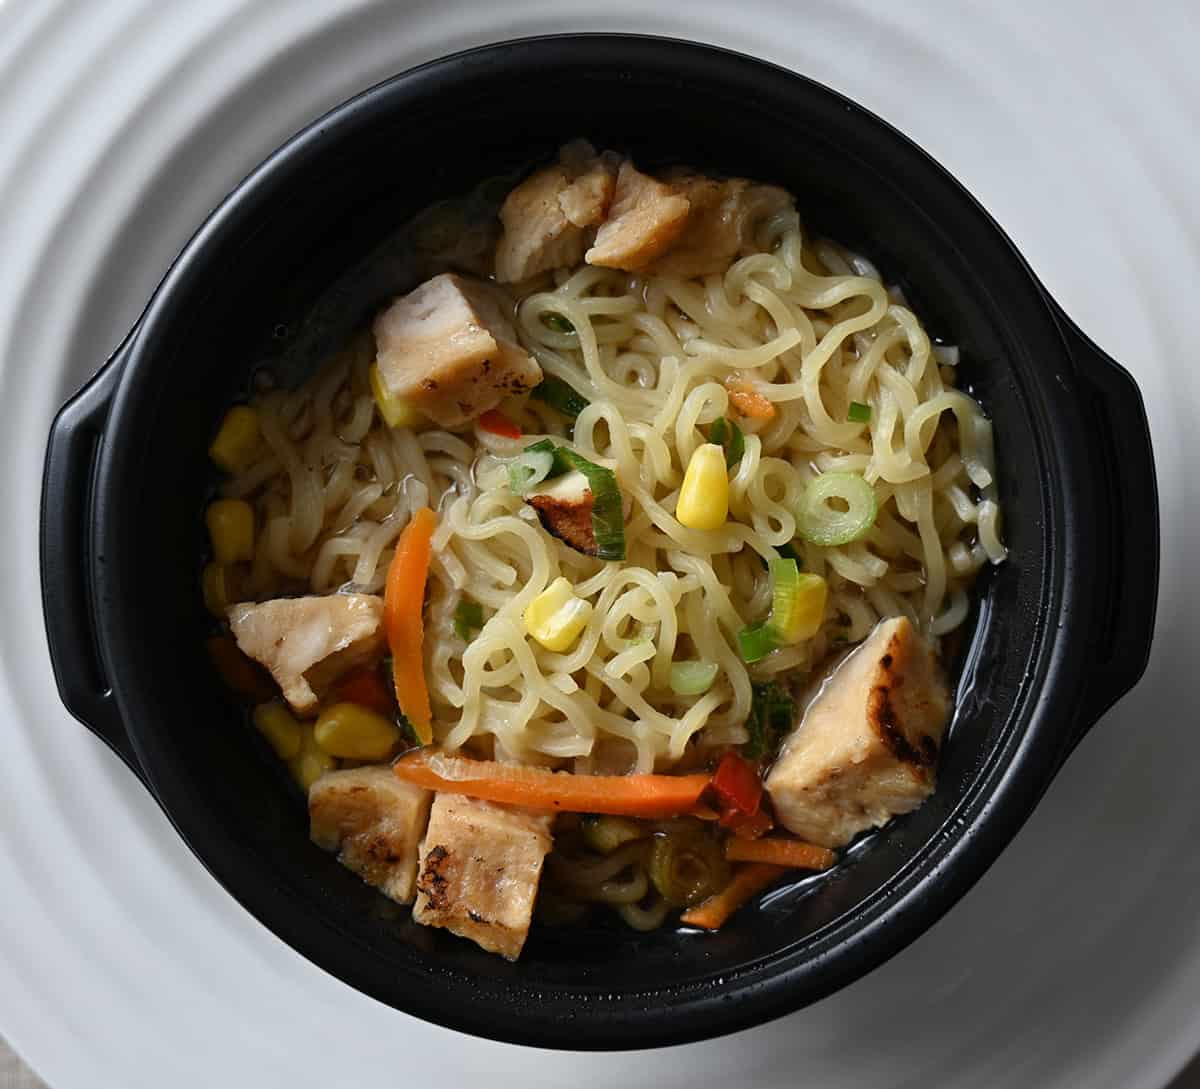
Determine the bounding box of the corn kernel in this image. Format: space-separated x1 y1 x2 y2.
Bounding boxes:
524 577 593 652
252 701 303 760
789 573 829 642
208 405 261 473
370 362 427 430
288 724 337 792
201 562 229 617
314 701 403 760
676 443 729 530
206 499 255 565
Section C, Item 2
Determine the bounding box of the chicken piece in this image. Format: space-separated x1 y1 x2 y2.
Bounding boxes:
372 273 541 429
524 470 596 555
309 767 433 904
494 141 618 282
557 139 621 227
647 174 794 278
765 616 951 849
413 793 553 960
227 593 384 716
584 161 692 271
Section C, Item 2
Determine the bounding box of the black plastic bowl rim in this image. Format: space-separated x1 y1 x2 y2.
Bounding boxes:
39 34 1159 1050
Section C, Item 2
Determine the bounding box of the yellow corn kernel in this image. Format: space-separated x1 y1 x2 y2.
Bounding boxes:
288 724 337 792
370 362 427 430
208 405 261 473
314 701 403 760
789 573 829 642
252 701 303 761
676 443 729 530
201 562 230 617
206 499 255 565
524 577 593 653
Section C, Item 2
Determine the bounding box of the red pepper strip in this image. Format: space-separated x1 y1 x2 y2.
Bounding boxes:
478 409 522 439
711 751 763 825
333 665 395 716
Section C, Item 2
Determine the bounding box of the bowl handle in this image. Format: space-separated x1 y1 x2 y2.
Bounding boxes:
1055 308 1160 737
40 329 148 786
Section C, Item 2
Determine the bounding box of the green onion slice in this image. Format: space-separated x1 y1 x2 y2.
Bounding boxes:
766 558 802 643
555 449 626 561
737 621 778 664
453 600 484 641
796 472 878 547
541 312 576 334
669 660 719 696
507 448 556 495
708 416 746 468
848 401 872 423
765 559 826 644
531 374 589 419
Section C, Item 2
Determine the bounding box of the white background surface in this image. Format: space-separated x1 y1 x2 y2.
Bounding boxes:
1 1 1197 1087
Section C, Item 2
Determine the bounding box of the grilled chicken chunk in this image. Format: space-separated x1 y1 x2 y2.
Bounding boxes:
524 470 596 555
372 272 541 429
309 767 433 904
494 141 618 283
765 616 951 848
647 174 794 278
227 593 384 716
584 161 692 271
413 793 553 960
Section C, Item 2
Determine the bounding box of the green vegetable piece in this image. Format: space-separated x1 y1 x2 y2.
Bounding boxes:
555 448 626 562
795 472 878 547
453 600 484 641
737 621 778 664
848 400 872 423
541 312 576 334
531 374 590 418
580 815 646 855
507 448 556 495
669 660 719 696
744 681 796 760
647 823 731 907
708 416 745 468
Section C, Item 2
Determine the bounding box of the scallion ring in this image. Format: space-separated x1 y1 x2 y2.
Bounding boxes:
669 660 719 696
507 448 556 495
796 472 878 546
737 622 778 664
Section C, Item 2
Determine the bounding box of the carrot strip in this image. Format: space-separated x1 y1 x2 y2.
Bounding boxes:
725 836 837 871
680 863 786 930
725 376 777 421
478 409 522 439
383 507 437 743
392 749 710 818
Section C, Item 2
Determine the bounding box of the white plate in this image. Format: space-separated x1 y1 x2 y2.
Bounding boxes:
1 1 1195 1086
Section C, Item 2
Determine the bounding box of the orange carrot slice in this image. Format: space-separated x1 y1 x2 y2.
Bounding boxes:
392 749 711 818
725 375 777 420
383 507 437 743
679 863 786 930
724 836 837 871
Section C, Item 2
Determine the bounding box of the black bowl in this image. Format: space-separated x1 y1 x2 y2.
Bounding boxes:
39 35 1157 1049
